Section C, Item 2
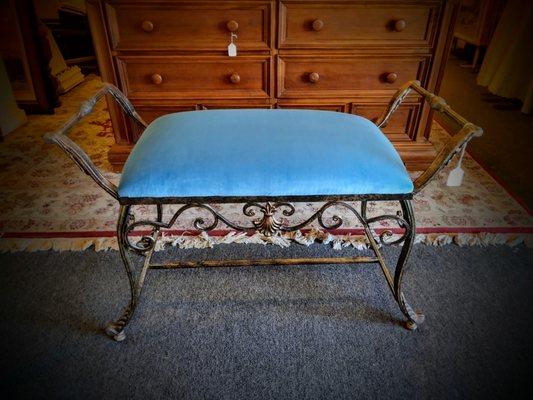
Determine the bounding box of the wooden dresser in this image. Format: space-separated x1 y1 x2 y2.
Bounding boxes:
87 0 459 170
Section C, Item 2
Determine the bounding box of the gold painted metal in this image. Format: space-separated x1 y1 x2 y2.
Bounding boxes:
150 256 378 269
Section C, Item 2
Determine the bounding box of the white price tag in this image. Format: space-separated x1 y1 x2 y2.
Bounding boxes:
227 42 237 57
228 32 238 57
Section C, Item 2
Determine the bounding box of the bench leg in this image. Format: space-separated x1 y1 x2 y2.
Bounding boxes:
393 200 425 330
362 200 425 330
104 205 160 341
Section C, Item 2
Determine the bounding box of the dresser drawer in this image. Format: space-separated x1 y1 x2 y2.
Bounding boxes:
117 56 272 99
125 105 196 141
277 55 429 98
279 1 438 49
105 1 272 51
128 102 273 141
351 103 421 140
134 102 272 122
276 101 347 112
135 106 197 124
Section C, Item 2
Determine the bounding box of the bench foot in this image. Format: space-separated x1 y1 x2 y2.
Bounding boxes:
403 310 425 330
104 322 127 342
105 205 159 342
397 291 425 330
404 314 426 331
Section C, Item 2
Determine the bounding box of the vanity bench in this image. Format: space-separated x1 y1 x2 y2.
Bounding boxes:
45 81 482 341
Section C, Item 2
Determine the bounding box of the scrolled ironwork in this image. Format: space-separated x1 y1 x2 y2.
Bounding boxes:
121 200 416 253
242 202 296 236
365 211 410 245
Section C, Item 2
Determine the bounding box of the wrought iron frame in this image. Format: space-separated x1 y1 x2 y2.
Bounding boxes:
44 81 482 341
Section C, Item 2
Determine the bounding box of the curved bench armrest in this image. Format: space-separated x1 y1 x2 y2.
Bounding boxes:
376 80 483 194
43 83 147 200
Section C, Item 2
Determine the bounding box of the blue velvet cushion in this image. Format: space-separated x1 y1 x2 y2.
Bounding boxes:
118 109 413 198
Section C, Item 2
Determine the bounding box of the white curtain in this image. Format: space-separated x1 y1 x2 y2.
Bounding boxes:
477 0 533 114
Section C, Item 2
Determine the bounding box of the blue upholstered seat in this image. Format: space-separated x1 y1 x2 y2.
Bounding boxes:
118 109 413 199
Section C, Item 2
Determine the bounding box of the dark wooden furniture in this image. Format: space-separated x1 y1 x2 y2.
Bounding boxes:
453 0 505 69
0 0 58 114
87 0 459 170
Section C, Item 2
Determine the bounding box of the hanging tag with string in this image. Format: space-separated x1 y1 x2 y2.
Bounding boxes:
228 33 237 57
446 144 467 186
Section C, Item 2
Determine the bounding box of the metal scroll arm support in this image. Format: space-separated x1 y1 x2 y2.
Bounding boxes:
43 84 150 341
43 83 147 200
376 80 484 193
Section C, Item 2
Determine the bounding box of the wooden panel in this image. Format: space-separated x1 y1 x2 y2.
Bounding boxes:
128 101 273 141
351 103 421 140
197 101 273 109
127 105 197 141
135 105 197 125
117 56 272 99
89 0 457 171
279 1 439 49
105 1 272 51
276 100 347 112
278 55 429 98
87 0 130 144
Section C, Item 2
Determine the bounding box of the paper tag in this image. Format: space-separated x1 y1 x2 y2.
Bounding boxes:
446 167 464 186
227 42 237 57
446 145 466 187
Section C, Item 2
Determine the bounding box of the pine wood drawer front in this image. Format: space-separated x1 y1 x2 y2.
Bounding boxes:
134 102 273 124
105 1 272 51
128 102 273 141
278 56 429 98
279 1 438 49
117 56 272 99
135 106 197 125
276 101 347 112
351 103 420 139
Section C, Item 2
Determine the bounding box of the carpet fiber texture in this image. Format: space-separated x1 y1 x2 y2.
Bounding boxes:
0 244 532 399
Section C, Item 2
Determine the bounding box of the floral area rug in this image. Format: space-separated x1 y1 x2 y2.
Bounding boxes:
0 75 531 252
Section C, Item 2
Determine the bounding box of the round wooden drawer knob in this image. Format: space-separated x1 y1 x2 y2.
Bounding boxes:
309 72 320 83
312 19 324 31
150 74 163 85
386 72 398 83
229 73 240 84
226 20 239 32
142 20 154 32
394 19 407 32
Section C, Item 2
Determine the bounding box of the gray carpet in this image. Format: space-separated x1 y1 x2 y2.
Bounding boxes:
0 244 532 400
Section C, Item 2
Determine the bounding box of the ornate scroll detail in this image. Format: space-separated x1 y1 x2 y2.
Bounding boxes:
243 202 295 236
122 200 413 253
366 211 410 246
